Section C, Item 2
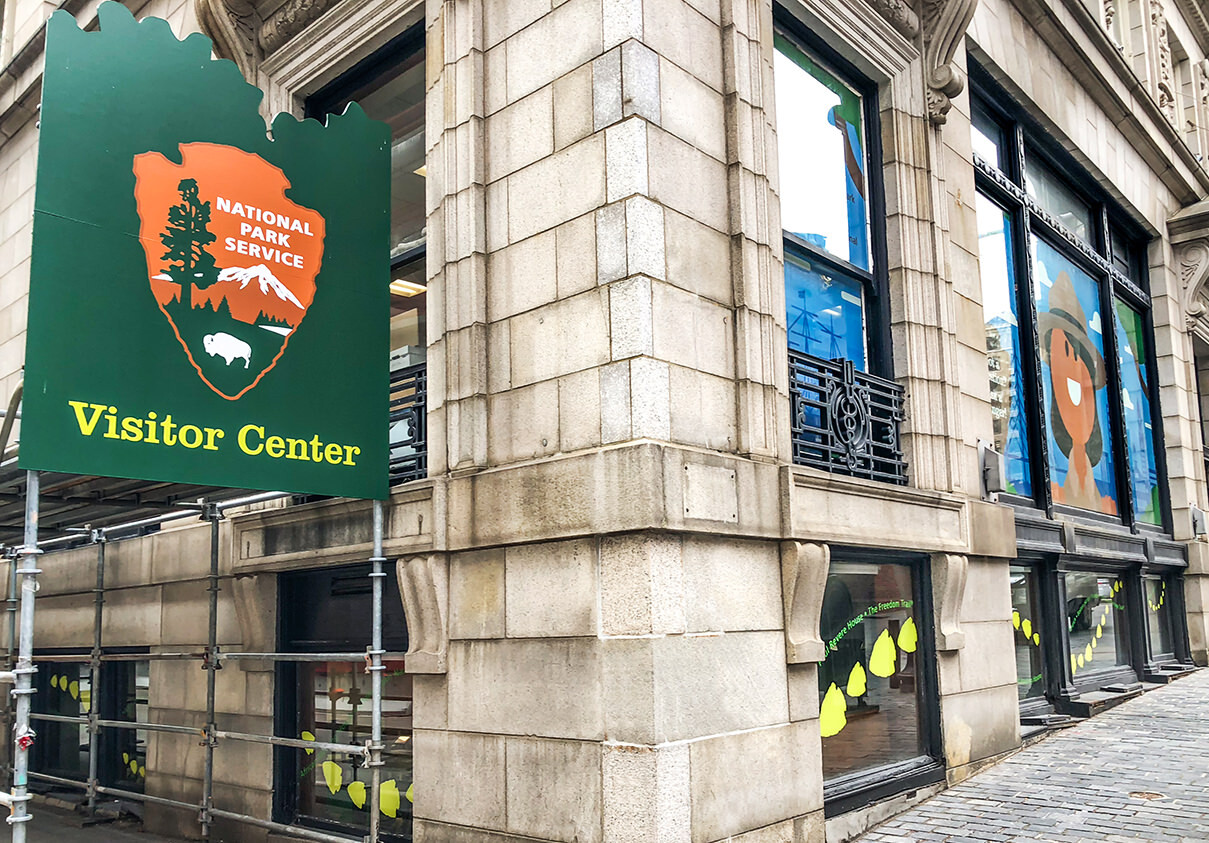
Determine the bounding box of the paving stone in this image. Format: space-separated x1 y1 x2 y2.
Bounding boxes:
854 669 1209 843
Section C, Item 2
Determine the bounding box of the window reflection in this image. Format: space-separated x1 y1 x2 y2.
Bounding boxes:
971 103 1007 171
1113 300 1160 525
1025 156 1093 244
818 562 923 779
1011 568 1045 700
977 193 1031 497
774 35 870 271
785 252 866 368
1065 573 1128 678
1145 577 1174 658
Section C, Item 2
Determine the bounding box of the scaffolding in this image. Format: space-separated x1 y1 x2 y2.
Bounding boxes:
0 449 395 841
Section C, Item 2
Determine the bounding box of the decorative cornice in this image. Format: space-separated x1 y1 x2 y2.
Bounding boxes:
195 0 261 81
867 0 920 40
921 0 980 124
260 0 343 55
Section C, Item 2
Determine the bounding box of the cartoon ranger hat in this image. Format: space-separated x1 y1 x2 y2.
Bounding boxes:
1038 270 1106 388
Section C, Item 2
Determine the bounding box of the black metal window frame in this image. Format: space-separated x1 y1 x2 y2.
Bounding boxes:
970 69 1171 536
820 548 945 817
774 11 908 485
273 564 411 841
304 25 428 490
774 9 894 379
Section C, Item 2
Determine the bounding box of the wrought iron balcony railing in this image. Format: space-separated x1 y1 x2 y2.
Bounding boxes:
789 349 907 485
389 363 427 485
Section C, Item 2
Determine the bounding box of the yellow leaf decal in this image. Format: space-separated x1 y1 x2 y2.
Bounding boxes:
1077 654 1085 668
1096 624 1103 639
301 730 316 755
846 662 867 697
1032 633 1039 646
69 680 79 701
51 675 60 691
347 780 366 809
138 766 146 778
122 752 130 765
1084 644 1093 663
130 759 138 774
819 682 847 738
380 779 401 818
1071 653 1078 673
869 629 897 677
322 761 343 795
1021 618 1032 639
1012 610 1020 630
405 782 414 804
897 617 918 654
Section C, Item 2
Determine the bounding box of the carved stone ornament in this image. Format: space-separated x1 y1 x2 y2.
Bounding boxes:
260 0 344 55
867 0 921 39
931 552 967 650
195 0 261 81
1152 0 1177 126
397 554 448 674
1179 240 1209 330
231 573 276 671
781 540 830 664
921 0 980 124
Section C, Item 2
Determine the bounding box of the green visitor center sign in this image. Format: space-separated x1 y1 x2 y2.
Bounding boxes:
21 2 391 499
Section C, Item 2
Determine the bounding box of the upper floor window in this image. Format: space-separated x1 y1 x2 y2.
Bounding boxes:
774 19 887 375
972 80 1164 529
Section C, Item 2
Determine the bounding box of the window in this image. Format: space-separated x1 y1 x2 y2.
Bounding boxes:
817 556 941 805
306 26 427 484
1010 567 1045 701
276 565 412 841
1064 572 1129 680
972 83 1164 530
1144 575 1175 661
774 20 887 375
31 655 148 793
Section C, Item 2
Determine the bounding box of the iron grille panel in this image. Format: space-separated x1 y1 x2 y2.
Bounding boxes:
389 362 427 485
789 349 907 485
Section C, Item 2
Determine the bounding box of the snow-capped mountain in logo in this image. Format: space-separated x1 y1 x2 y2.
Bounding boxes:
194 264 306 326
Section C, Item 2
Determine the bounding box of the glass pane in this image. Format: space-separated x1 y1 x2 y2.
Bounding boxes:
1114 299 1160 525
1034 238 1119 516
1010 567 1045 700
1145 578 1174 657
33 660 91 782
774 35 871 271
110 661 149 793
977 194 1032 497
1025 155 1093 244
298 661 413 838
1065 573 1128 679
784 251 867 369
818 561 922 779
390 255 427 366
1108 225 1134 278
971 102 1007 171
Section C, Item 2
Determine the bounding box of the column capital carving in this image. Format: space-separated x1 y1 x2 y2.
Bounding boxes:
398 554 448 674
921 0 979 124
781 541 830 664
931 552 967 650
195 0 261 81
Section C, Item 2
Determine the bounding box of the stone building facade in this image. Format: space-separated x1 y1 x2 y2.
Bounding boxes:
0 0 1208 842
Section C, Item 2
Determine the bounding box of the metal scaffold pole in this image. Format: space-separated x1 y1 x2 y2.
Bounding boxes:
366 499 385 843
86 530 105 815
201 504 220 840
10 470 41 841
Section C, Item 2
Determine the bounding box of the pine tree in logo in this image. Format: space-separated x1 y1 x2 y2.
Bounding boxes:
160 178 218 309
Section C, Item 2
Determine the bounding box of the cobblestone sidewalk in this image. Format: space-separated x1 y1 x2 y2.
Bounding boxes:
855 668 1209 843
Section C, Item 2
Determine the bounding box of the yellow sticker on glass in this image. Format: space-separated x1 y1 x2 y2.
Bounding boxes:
1012 610 1020 630
322 761 343 795
869 629 897 677
1021 618 1032 639
301 730 316 755
347 780 366 809
820 683 847 738
380 779 401 818
897 617 918 654
846 662 867 697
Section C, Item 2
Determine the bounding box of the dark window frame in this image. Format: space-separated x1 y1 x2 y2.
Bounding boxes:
970 69 1170 537
819 548 945 817
773 9 894 379
273 565 411 842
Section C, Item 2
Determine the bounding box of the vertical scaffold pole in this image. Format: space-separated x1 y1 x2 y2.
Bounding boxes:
366 499 385 842
201 505 220 840
10 470 40 841
86 530 105 814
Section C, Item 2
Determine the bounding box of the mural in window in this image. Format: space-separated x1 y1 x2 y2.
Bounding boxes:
297 661 412 838
1145 577 1173 658
1066 574 1128 678
1114 300 1160 525
785 252 866 368
977 193 1031 497
1010 567 1045 700
817 562 922 779
773 34 870 271
1034 238 1118 516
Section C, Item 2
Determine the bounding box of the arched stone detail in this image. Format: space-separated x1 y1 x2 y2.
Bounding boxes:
397 554 448 674
931 552 967 650
195 0 261 81
921 0 979 124
781 541 830 664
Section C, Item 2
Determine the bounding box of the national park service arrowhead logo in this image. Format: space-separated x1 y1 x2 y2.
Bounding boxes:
132 142 325 400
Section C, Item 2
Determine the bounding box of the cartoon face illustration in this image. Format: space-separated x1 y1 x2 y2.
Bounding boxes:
1039 270 1115 515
